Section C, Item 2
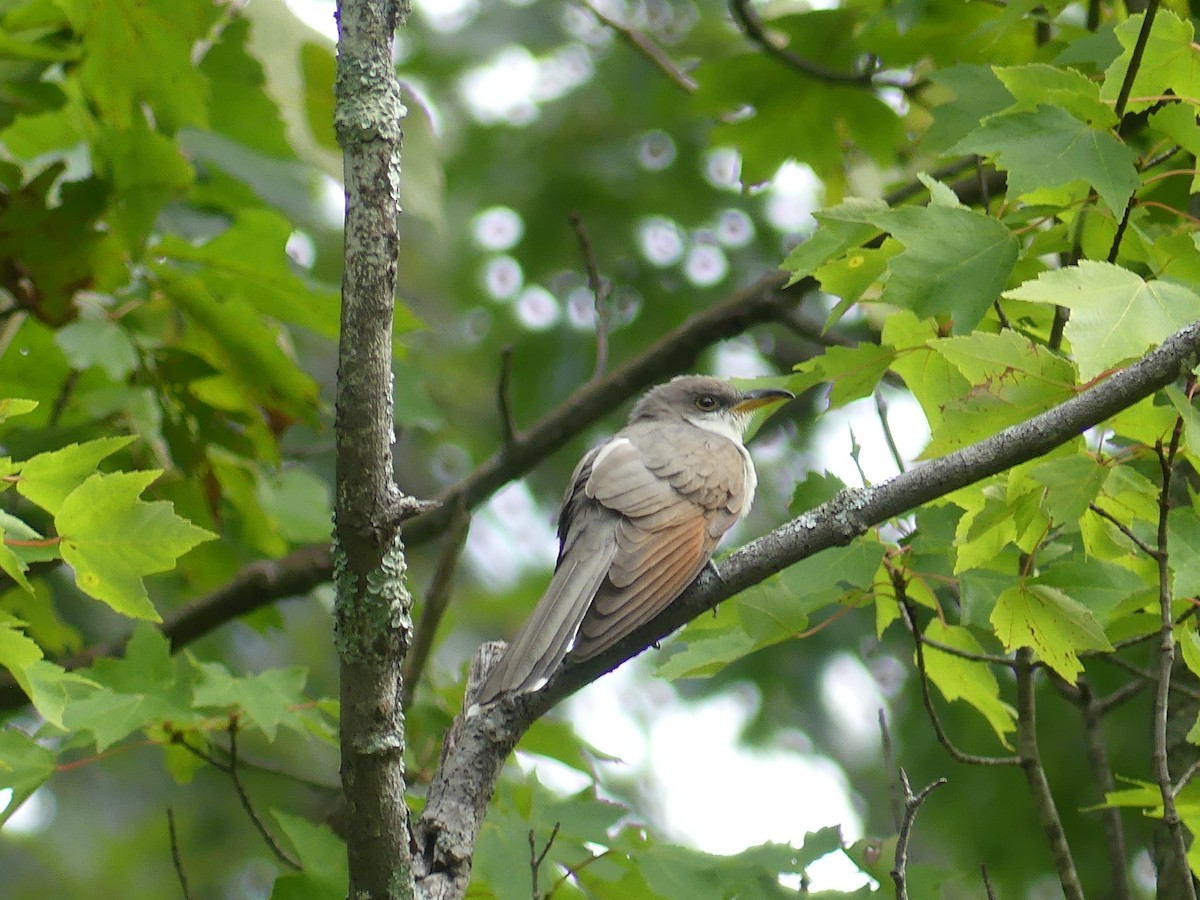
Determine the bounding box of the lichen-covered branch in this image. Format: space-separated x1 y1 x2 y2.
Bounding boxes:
333 0 416 896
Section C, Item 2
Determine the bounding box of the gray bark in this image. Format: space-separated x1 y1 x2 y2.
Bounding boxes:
332 0 417 897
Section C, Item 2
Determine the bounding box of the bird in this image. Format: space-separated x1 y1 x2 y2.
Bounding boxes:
475 375 793 705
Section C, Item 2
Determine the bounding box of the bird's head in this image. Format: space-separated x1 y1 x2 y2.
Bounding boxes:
630 375 793 440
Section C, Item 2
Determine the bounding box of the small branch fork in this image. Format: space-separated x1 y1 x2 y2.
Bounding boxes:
890 770 946 900
167 718 299 871
528 822 560 899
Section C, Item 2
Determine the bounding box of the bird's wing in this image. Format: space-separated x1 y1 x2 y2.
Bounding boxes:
568 421 749 661
475 444 620 704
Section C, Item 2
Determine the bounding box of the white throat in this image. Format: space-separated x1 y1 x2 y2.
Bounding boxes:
685 410 749 446
685 411 757 519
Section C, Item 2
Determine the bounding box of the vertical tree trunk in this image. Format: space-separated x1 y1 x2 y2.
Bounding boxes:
332 1 415 896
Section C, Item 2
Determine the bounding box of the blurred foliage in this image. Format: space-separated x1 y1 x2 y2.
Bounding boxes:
0 0 1199 897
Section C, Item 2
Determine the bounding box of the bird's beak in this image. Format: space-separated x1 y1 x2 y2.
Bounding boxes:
732 387 794 413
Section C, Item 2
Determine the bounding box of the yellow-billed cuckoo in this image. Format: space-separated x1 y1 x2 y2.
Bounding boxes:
477 375 793 705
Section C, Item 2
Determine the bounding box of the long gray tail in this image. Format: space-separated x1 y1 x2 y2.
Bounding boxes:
475 509 616 705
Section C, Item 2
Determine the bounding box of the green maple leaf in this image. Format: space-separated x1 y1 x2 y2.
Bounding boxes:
792 343 896 408
922 621 1015 744
59 0 214 133
950 104 1138 216
17 435 134 514
0 729 56 828
192 661 308 741
1100 10 1200 115
55 470 216 621
1004 261 1200 381
867 205 1019 333
994 63 1116 128
782 198 886 284
0 398 37 423
990 584 1112 682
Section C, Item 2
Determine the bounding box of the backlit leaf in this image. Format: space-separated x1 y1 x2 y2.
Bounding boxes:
951 105 1138 216
56 471 216 620
1004 261 1200 381
990 584 1112 682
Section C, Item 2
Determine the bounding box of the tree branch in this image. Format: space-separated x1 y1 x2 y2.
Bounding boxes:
576 0 697 94
403 504 471 708
1016 651 1083 900
890 770 946 900
1151 418 1197 900
728 0 880 87
411 319 1200 892
332 0 415 895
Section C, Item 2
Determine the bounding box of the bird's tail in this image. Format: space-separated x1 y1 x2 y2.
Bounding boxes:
474 521 616 706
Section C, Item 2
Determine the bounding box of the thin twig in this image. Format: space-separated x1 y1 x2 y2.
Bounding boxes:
168 727 339 792
1015 649 1084 900
170 731 230 771
1101 652 1200 702
227 717 300 870
897 582 1020 767
1076 679 1133 898
975 156 991 213
873 390 906 474
1113 0 1160 123
576 0 697 93
728 0 879 86
498 344 518 451
1049 304 1070 352
1096 678 1147 716
916 634 1016 669
1151 418 1196 899
890 770 947 900
1107 202 1135 263
568 211 611 381
878 709 904 831
528 822 560 899
1173 758 1200 797
1088 502 1159 557
166 807 193 900
403 502 472 708
992 300 1012 331
981 863 998 900
1106 1 1160 263
549 848 614 897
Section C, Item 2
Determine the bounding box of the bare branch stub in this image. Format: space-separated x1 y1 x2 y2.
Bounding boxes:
528 822 561 899
227 716 300 870
890 769 947 900
568 211 612 382
498 344 518 451
167 807 193 900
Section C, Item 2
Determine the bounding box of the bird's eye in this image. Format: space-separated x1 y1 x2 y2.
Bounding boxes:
695 395 718 411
